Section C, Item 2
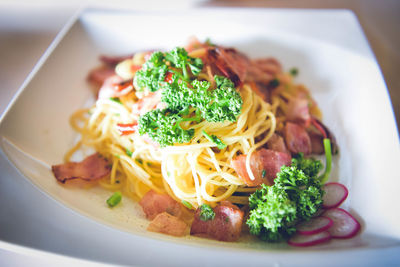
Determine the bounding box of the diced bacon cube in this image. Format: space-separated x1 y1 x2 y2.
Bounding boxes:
147 212 189 237
139 190 182 220
284 122 312 155
232 149 292 187
190 201 244 242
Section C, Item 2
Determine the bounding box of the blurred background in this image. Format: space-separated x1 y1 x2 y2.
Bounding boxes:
0 0 399 265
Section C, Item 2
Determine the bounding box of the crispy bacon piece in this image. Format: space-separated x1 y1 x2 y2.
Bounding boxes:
87 55 133 94
207 46 250 86
232 148 292 187
190 201 244 242
309 131 325 154
87 66 115 87
249 81 270 102
284 122 312 155
98 75 134 99
139 190 182 220
246 58 282 85
286 95 311 126
147 212 189 237
266 134 290 154
308 118 338 154
51 153 111 184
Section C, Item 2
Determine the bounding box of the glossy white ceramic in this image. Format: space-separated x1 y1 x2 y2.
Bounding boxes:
0 8 399 266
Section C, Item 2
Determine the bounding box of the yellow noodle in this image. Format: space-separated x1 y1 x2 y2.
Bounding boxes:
65 47 318 208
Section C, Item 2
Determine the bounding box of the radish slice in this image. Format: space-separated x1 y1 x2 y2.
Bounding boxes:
296 216 333 235
323 208 361 239
322 182 348 209
288 231 331 247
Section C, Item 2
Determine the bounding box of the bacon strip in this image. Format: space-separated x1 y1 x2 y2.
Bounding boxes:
190 201 244 242
266 134 290 154
246 57 282 85
284 122 312 155
98 75 134 99
232 148 292 187
286 95 311 126
51 153 111 184
308 118 338 154
147 212 189 237
207 46 250 86
87 66 115 87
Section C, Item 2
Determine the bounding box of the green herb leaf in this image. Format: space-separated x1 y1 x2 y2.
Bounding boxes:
205 37 215 47
292 153 323 178
136 47 242 148
126 148 133 157
110 97 122 104
199 204 215 221
106 191 122 207
289 67 298 76
319 138 332 184
247 157 324 242
262 169 266 178
182 200 193 209
202 130 227 149
268 78 280 89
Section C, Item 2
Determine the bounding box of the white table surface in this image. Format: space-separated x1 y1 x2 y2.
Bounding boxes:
0 1 399 266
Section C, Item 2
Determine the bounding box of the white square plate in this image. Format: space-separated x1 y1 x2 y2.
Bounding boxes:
0 8 399 266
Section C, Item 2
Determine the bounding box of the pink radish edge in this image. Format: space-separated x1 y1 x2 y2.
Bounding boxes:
288 231 331 247
323 208 361 239
296 216 333 235
322 182 349 209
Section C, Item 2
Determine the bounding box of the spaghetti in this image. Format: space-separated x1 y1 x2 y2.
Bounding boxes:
65 39 322 209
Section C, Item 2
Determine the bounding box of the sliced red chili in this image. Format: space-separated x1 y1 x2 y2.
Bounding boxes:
311 118 327 139
116 122 138 136
164 72 174 84
113 80 133 92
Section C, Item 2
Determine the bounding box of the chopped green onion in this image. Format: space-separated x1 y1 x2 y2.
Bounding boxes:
202 130 226 149
205 37 215 46
262 169 266 178
289 67 299 76
199 204 215 221
126 148 133 157
110 97 122 104
106 191 122 207
319 138 332 184
268 78 280 88
182 200 193 209
136 158 143 164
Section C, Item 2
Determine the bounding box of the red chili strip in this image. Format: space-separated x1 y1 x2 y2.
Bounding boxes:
311 118 327 139
113 80 134 92
164 72 174 84
116 122 137 136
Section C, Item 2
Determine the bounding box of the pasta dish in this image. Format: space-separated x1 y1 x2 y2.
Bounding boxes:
51 38 360 245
